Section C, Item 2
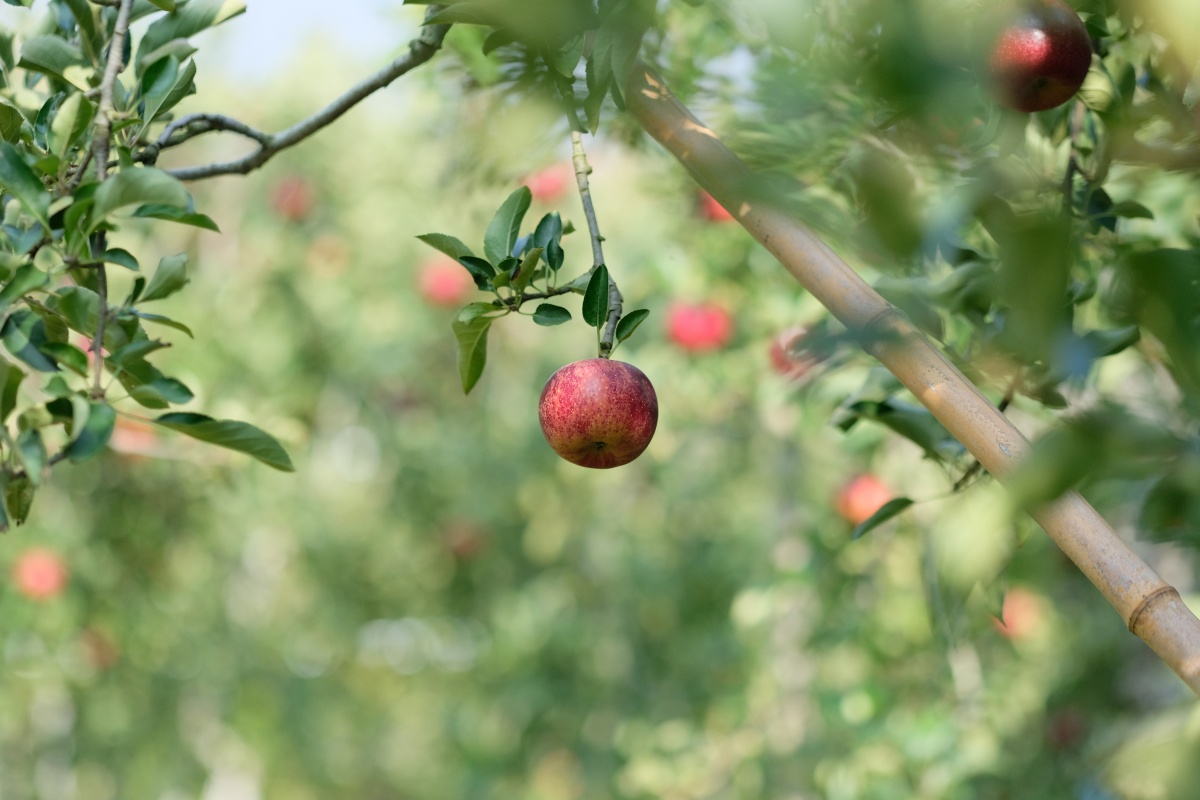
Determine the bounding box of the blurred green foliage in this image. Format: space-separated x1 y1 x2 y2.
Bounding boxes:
2 1 1200 799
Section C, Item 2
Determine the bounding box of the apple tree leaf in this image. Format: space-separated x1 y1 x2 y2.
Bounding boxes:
152 412 294 471
452 303 496 394
582 265 609 330
533 304 571 326
615 308 649 343
852 497 914 540
484 186 531 265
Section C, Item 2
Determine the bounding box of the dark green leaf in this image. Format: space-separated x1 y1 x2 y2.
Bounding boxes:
1080 325 1140 359
615 308 649 343
131 310 193 337
63 402 116 463
152 412 294 471
0 359 23 422
0 263 48 311
484 186 532 265
138 54 179 128
532 304 571 326
101 248 140 271
0 142 50 225
457 256 496 290
1 309 55 372
16 428 44 485
581 265 609 329
140 253 188 302
852 497 914 539
130 203 219 231
5 476 33 527
452 303 495 394
130 377 193 406
532 212 564 249
91 168 189 228
417 232 475 260
38 341 87 375
1112 200 1153 220
0 99 25 143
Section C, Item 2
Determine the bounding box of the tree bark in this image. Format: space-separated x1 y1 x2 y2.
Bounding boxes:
625 62 1200 696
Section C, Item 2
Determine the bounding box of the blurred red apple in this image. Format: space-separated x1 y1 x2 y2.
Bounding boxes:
271 175 315 222
539 358 658 469
666 302 733 353
699 191 734 222
992 586 1044 639
835 474 892 525
12 547 68 601
418 258 475 308
109 417 159 459
524 164 572 203
985 0 1092 112
768 326 820 380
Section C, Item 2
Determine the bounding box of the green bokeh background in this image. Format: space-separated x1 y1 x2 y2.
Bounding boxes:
3 4 1200 799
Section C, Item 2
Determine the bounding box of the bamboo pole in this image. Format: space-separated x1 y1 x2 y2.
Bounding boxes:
625 63 1200 696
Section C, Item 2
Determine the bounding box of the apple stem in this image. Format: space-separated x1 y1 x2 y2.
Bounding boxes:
569 130 624 357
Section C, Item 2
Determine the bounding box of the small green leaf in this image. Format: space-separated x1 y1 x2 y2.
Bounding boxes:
91 168 189 228
48 92 95 160
5 476 34 527
1112 200 1154 220
18 36 87 84
140 253 188 302
131 310 193 338
1 309 55 372
0 263 48 311
484 186 532 264
138 54 180 129
38 341 87 375
0 360 23 422
852 497 914 539
130 203 219 231
417 232 475 260
63 402 116 463
1081 325 1140 359
129 377 194 406
0 99 25 143
101 248 140 271
532 304 571 326
531 212 563 248
452 303 495 394
16 428 44 485
512 247 542 293
0 142 50 225
615 308 650 343
138 0 247 72
152 412 294 471
108 339 169 369
581 265 609 329
457 256 496 290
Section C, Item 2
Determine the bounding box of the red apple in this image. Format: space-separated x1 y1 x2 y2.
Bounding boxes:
699 191 734 222
271 175 315 222
665 302 734 353
524 164 572 203
992 586 1043 639
418 258 475 308
985 0 1092 113
109 417 159 459
12 547 68 601
768 326 820 380
538 358 658 469
835 474 892 525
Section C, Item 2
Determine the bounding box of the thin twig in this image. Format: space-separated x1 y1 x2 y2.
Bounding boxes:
145 8 451 180
570 131 623 356
89 0 135 399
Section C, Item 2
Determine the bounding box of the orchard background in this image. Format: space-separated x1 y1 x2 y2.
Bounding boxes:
2 0 1200 798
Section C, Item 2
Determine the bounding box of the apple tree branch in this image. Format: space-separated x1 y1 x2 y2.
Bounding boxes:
138 7 452 181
